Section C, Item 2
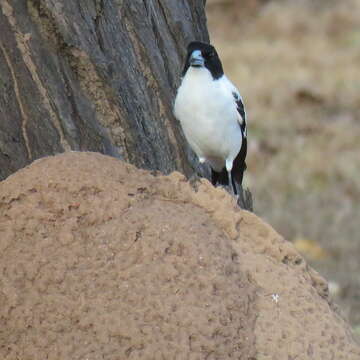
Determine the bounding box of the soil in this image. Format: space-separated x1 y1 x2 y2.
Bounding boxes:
1 152 359 359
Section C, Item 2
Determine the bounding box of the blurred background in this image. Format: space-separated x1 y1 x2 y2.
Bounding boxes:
206 0 360 334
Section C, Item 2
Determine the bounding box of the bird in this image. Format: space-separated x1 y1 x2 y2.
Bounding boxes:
174 41 247 198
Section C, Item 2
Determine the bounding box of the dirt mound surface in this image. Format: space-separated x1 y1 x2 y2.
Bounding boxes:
1 152 359 359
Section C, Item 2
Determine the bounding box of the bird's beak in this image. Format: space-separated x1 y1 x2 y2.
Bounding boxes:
189 50 204 67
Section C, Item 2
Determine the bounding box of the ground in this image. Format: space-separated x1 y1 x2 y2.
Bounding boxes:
1 152 359 359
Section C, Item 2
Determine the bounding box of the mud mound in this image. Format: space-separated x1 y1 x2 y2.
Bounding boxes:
1 152 359 359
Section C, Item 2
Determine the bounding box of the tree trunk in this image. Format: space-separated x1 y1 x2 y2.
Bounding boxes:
0 0 209 180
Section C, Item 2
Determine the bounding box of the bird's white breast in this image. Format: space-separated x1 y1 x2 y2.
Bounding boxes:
174 67 242 171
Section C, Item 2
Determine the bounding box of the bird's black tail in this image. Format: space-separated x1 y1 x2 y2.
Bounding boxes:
211 137 247 194
211 162 246 196
209 143 252 210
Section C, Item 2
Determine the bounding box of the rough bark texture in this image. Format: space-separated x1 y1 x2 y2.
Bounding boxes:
0 0 208 180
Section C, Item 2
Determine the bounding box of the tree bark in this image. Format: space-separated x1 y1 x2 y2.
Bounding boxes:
0 0 209 180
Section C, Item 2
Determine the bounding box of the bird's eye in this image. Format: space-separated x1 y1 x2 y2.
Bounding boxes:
208 51 215 58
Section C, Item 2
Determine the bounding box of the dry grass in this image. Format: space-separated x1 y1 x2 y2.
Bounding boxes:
207 0 360 327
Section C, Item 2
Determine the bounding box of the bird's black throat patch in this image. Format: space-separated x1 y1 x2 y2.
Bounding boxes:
182 41 224 80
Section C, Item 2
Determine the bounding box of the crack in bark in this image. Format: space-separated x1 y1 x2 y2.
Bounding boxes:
0 40 32 160
124 12 182 170
94 0 105 53
157 0 183 57
3 0 71 152
28 0 127 158
147 2 175 90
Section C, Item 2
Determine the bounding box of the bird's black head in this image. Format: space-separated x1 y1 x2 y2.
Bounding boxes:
182 41 224 80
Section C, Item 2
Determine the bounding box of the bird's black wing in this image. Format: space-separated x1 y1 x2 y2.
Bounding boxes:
211 92 248 188
233 92 247 137
232 92 247 186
